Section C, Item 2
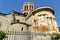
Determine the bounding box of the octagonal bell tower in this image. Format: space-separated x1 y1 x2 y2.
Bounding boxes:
22 2 34 16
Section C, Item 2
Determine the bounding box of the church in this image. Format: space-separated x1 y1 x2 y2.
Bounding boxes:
0 2 59 40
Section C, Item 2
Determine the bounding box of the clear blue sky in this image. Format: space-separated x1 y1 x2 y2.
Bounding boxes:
0 0 60 26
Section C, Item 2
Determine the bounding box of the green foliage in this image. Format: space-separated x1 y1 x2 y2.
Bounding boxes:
51 33 57 38
51 33 60 40
0 31 6 40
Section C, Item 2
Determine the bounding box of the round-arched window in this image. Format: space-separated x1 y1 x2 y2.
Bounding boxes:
21 27 23 31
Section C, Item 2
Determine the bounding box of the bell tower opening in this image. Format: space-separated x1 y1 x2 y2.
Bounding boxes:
22 2 34 16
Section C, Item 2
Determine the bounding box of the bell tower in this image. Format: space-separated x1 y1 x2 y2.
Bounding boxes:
22 2 34 16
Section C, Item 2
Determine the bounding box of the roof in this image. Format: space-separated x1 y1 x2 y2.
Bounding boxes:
23 2 34 5
11 21 31 26
25 6 54 20
0 10 27 17
0 13 8 16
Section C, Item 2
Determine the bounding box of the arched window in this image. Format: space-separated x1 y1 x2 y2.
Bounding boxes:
24 6 26 10
21 27 23 31
30 5 33 10
34 19 38 25
26 5 28 10
32 6 33 10
30 5 31 10
24 5 28 10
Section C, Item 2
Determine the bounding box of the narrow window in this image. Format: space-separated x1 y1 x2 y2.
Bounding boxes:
21 27 23 31
32 6 33 10
25 6 26 10
30 5 31 10
26 5 28 10
34 19 37 25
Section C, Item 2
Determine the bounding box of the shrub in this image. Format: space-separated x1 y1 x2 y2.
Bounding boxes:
0 31 6 40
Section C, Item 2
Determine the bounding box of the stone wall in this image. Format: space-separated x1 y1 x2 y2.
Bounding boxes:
29 11 59 33
3 31 52 40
